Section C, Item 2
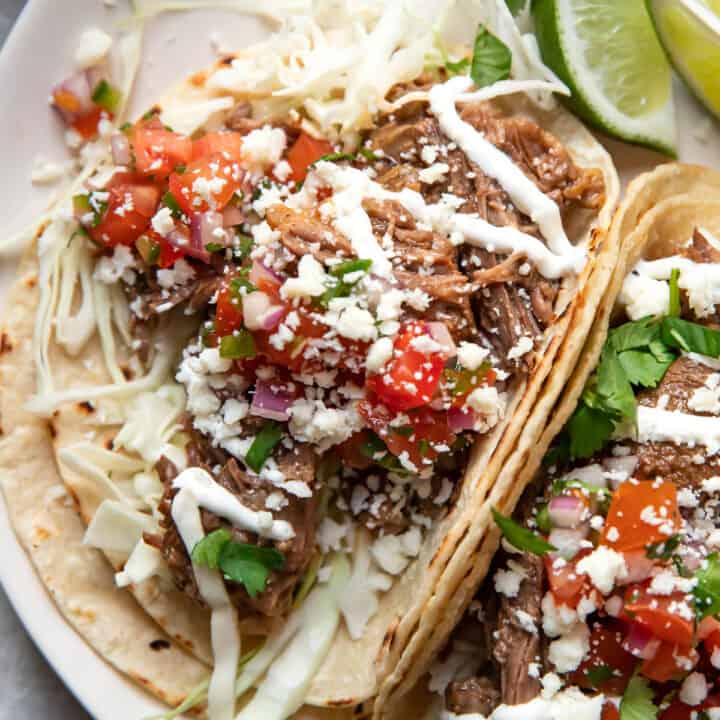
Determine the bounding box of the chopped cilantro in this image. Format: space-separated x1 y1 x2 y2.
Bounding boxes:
446 56 471 75
191 528 285 598
245 421 283 473
693 553 720 619
119 121 132 133
219 330 256 360
200 321 215 348
205 242 225 253
91 79 122 114
174 164 187 175
646 535 681 561
470 25 512 88
392 425 414 438
418 439 431 456
535 504 552 533
360 432 407 473
358 147 379 162
661 316 720 358
136 234 161 265
162 191 183 219
585 665 614 688
492 508 556 556
619 676 658 720
318 260 370 308
668 268 681 317
329 258 372 278
313 152 355 165
505 0 527 14
233 234 254 260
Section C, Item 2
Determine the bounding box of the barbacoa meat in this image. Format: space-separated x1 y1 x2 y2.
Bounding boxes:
145 429 318 619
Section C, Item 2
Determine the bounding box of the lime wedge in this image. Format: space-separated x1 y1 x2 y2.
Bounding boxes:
647 0 720 121
533 0 677 156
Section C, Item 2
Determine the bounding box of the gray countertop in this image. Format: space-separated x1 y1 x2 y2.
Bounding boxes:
0 2 91 718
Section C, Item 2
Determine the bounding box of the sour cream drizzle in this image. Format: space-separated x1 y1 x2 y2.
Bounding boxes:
636 406 720 454
173 466 295 542
428 76 582 270
306 162 580 279
171 483 240 720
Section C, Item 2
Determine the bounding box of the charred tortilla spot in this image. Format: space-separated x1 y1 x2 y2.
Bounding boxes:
326 698 358 707
189 71 208 87
24 274 37 289
220 54 235 66
47 419 57 439
0 333 13 354
104 437 115 451
149 639 171 651
121 365 133 381
76 400 95 414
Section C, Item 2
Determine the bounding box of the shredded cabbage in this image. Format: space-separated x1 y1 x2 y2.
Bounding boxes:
160 97 236 136
83 499 158 555
115 539 169 587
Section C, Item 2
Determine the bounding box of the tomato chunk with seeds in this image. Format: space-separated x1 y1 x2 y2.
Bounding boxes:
215 278 245 337
571 623 635 695
366 322 447 412
169 153 244 215
641 641 697 683
624 583 695 647
192 131 243 162
601 480 679 552
89 182 160 247
286 132 333 183
132 117 192 178
545 550 592 609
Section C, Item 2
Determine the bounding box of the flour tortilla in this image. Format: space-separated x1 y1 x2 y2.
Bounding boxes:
373 163 720 718
0 59 619 716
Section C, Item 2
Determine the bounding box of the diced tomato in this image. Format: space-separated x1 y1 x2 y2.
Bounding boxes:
641 641 697 683
286 132 333 183
169 153 244 215
136 229 185 268
336 431 376 471
704 629 720 659
192 131 243 162
253 309 326 370
366 322 447 412
249 260 283 298
72 107 105 140
545 550 592 609
601 703 620 720
699 616 720 641
625 583 695 647
571 623 636 695
215 278 245 337
158 238 185 268
132 117 192 178
601 480 680 552
659 699 692 720
89 182 160 247
359 402 456 468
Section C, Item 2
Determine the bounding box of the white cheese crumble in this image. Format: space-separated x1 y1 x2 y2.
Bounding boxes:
679 672 709 706
575 546 628 595
366 337 394 373
370 528 422 575
336 306 378 342
507 335 534 361
281 255 327 299
457 341 489 371
548 623 590 673
151 206 175 236
241 126 287 170
74 27 113 68
94 246 137 284
157 259 196 289
418 162 449 184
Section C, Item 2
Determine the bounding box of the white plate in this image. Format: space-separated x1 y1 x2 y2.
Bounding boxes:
0 3 719 719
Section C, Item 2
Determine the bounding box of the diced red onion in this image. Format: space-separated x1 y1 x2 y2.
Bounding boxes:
623 622 660 660
250 379 293 422
548 527 588 560
448 406 476 432
427 321 457 357
548 495 586 529
51 70 95 124
111 132 131 166
604 595 624 618
603 455 638 488
243 291 271 331
249 260 282 290
261 306 286 331
185 214 218 263
222 204 245 227
618 550 655 586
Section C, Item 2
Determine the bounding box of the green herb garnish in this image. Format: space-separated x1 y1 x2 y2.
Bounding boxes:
535 504 552 533
358 147 379 162
505 0 527 15
619 676 658 720
245 421 283 473
205 243 225 253
470 24 512 87
646 535 681 561
446 56 471 75
136 234 161 265
91 80 122 114
668 268 681 317
661 316 720 357
219 330 256 360
693 553 720 619
492 508 556 556
162 191 183 219
234 234 254 260
191 528 285 598
313 152 355 165
585 665 614 688
319 259 372 308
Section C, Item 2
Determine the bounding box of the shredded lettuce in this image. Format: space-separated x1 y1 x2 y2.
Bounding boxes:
115 539 168 587
83 499 158 555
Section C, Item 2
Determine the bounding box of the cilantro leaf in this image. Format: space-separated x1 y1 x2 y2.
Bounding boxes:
245 421 283 473
446 56 470 75
191 528 232 569
693 552 720 619
585 665 613 688
492 509 556 556
566 404 615 459
219 542 285 598
618 349 674 388
505 0 527 14
661 317 720 358
669 268 681 317
596 347 636 420
470 25 512 88
609 317 660 353
646 535 681 561
620 676 658 720
162 191 183 219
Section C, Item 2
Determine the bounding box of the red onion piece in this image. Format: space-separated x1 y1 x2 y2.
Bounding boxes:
427 321 457 357
261 305 286 331
623 622 660 660
618 550 655 586
51 70 94 124
548 495 586 529
249 260 282 291
222 204 245 227
111 132 131 166
251 380 293 422
186 214 217 263
243 291 271 331
548 527 587 560
448 406 476 432
603 455 638 488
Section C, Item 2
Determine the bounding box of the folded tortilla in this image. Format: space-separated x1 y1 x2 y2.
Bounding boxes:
0 36 621 720
375 163 720 718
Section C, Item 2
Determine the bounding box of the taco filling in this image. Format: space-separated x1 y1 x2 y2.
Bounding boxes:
433 227 720 720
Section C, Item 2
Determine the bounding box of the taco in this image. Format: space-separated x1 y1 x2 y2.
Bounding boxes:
0 3 619 718
397 164 720 720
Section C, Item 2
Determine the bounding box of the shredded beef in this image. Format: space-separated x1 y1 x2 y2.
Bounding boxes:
446 677 501 716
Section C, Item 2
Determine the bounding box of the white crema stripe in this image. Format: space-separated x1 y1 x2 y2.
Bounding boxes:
172 487 240 720
636 406 720 454
428 76 584 273
173 467 295 541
